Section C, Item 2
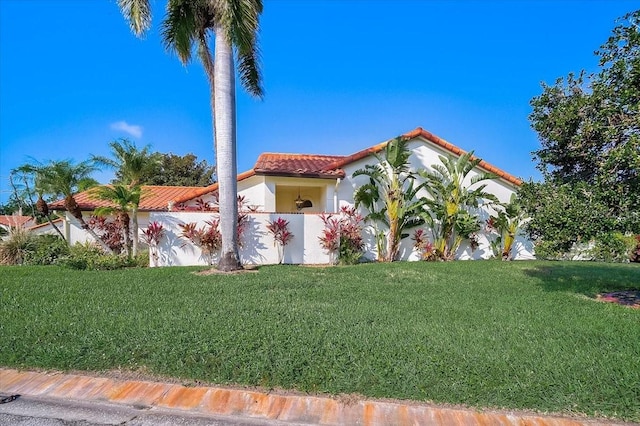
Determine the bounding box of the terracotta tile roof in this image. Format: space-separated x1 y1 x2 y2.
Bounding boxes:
253 153 347 178
0 215 34 227
249 127 522 187
28 218 64 231
48 186 206 212
171 169 257 205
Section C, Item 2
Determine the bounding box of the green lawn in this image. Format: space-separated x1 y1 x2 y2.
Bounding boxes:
1 261 638 421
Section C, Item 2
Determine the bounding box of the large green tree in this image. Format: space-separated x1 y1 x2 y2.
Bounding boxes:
118 0 263 271
528 10 640 237
137 153 216 186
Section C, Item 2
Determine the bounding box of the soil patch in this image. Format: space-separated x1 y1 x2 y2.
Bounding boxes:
596 290 640 308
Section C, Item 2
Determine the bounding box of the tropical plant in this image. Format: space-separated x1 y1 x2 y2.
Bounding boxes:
28 160 112 253
141 221 165 267
90 184 142 258
118 0 264 272
319 206 365 265
0 226 35 265
266 217 293 264
93 139 161 256
412 228 436 261
486 194 528 260
353 137 428 262
9 164 66 240
179 219 222 266
418 152 497 260
87 216 126 254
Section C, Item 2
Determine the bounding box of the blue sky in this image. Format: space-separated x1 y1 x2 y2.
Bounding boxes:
0 0 635 204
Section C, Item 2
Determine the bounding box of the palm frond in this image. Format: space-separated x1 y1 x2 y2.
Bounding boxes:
118 0 152 36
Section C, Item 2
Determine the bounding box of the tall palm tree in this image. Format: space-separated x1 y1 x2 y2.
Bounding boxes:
93 139 160 256
353 138 428 262
91 184 142 258
419 152 498 260
118 0 263 271
36 160 113 254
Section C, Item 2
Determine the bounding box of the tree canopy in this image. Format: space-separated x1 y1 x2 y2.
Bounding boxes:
139 153 216 187
528 9 639 233
523 10 640 258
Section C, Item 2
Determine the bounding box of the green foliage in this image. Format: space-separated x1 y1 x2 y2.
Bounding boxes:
419 152 497 260
353 137 427 261
319 207 365 265
137 153 216 186
519 181 616 259
589 232 637 263
24 235 70 265
486 194 529 260
1 262 639 421
528 10 640 253
0 227 35 265
58 243 139 270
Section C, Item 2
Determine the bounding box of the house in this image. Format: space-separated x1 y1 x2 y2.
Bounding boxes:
0 215 36 238
46 127 535 265
46 186 207 245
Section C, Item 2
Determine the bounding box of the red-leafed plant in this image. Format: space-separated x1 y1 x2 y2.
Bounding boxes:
319 206 365 265
412 228 437 261
142 221 165 267
87 215 125 254
179 219 222 265
266 217 294 264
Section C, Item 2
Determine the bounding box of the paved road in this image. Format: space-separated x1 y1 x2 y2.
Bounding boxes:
0 395 301 426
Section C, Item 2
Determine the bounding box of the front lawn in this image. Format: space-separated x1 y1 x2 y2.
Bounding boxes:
0 261 638 421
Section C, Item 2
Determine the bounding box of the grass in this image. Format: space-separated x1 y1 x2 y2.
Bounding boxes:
0 261 638 421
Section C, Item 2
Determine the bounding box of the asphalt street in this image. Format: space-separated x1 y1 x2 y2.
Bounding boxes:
0 395 302 426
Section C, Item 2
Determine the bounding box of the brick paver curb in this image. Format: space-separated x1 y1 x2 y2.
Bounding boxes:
0 368 625 425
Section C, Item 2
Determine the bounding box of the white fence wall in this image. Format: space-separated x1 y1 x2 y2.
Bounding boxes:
149 212 332 267
149 211 534 267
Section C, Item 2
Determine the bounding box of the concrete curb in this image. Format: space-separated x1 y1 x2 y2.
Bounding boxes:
0 369 625 425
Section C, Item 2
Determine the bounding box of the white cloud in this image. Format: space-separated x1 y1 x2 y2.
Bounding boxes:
110 121 143 138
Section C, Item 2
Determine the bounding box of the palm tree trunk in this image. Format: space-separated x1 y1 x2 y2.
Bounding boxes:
131 204 139 257
46 214 67 241
65 196 114 254
213 26 242 272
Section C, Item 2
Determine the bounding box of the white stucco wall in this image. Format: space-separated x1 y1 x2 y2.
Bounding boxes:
150 211 332 266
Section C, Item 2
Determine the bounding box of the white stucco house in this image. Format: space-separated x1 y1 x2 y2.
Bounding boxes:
46 127 535 265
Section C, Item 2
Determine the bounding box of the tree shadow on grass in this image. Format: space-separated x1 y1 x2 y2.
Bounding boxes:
523 262 640 298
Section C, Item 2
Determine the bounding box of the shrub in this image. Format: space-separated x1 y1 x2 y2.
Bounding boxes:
59 243 135 270
266 217 294 264
24 234 69 265
319 206 365 265
630 235 640 263
0 227 35 265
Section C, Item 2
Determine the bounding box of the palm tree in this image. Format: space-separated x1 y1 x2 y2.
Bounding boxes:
118 0 263 271
36 160 113 254
419 152 498 260
93 139 160 256
91 184 142 258
353 138 428 262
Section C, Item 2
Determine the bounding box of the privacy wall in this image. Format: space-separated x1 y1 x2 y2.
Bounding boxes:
149 211 534 267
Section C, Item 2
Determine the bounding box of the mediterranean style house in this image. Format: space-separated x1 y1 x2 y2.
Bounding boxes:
41 127 535 265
